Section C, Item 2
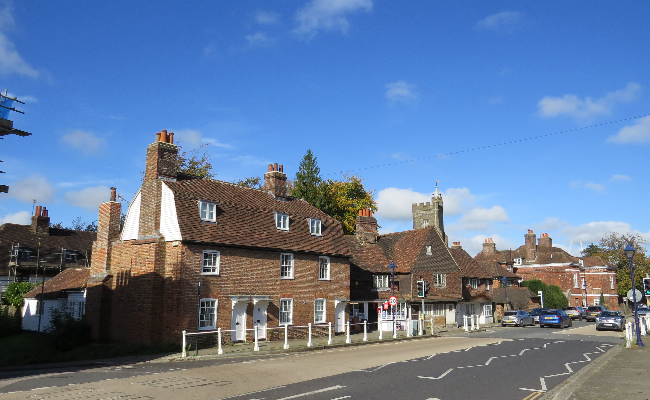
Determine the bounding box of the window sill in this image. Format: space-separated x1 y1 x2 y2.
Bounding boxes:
373 288 390 292
280 277 294 280
310 233 323 237
200 220 217 224
319 278 331 281
201 272 220 276
199 326 216 331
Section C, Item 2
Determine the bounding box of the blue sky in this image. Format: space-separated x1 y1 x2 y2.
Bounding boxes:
1 1 649 257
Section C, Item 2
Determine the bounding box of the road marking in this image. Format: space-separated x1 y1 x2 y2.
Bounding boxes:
522 391 544 399
276 385 346 400
218 385 287 399
330 396 351 400
418 368 454 380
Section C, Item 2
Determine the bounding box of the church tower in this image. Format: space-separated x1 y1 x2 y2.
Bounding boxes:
412 182 448 245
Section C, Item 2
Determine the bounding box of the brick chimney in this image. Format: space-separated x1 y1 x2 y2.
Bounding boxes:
538 232 552 248
91 187 122 274
140 131 178 236
482 238 496 255
264 163 287 198
30 205 50 235
451 241 462 249
525 229 537 261
356 209 378 244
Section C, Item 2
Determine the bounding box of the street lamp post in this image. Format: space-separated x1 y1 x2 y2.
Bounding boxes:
583 282 588 307
502 276 509 312
625 243 644 347
388 262 397 338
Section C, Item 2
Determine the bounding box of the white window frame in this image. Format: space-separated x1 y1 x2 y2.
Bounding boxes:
610 276 615 290
469 278 478 290
199 201 217 222
581 276 586 288
279 298 293 325
202 250 220 275
426 245 432 255
275 212 290 231
308 218 322 236
199 298 217 330
483 303 493 317
514 258 523 266
373 275 390 291
319 256 330 280
67 301 85 319
424 303 444 316
314 298 326 324
573 273 579 289
434 273 446 288
485 280 491 291
281 253 294 279
422 219 429 228
37 300 45 315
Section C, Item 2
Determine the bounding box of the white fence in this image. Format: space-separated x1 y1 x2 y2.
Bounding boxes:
181 316 445 357
625 314 650 348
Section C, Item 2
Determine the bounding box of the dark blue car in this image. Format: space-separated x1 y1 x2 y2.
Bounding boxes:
539 309 572 328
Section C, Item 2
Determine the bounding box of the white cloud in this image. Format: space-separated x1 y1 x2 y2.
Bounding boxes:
449 206 510 232
560 221 649 246
538 83 641 119
610 174 632 182
246 32 275 46
175 129 232 149
294 0 372 35
375 187 430 221
454 234 516 257
570 181 605 192
60 130 106 155
606 115 650 144
64 186 111 211
385 81 418 103
0 3 38 78
255 9 280 25
476 11 522 30
441 187 475 216
7 174 56 203
0 210 31 225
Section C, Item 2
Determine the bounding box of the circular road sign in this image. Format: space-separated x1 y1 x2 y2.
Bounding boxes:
627 289 643 301
389 296 397 306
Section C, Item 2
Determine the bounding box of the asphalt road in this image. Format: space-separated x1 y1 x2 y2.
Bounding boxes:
0 320 624 400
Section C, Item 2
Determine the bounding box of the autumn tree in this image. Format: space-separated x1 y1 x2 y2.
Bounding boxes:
586 232 650 297
234 176 263 189
177 143 214 179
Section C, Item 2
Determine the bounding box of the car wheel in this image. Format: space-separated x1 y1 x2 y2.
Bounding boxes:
569 319 573 327
501 323 505 327
596 326 601 331
579 315 583 321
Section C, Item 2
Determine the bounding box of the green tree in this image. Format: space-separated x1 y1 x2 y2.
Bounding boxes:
291 150 325 209
581 243 602 257
545 284 569 309
177 143 214 179
599 292 605 306
235 176 263 189
587 232 650 297
3 282 36 307
521 279 547 295
320 174 378 235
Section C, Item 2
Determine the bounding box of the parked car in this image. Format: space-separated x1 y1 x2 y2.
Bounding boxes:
501 310 534 327
595 310 626 332
529 308 550 324
576 306 587 319
539 309 572 328
585 305 607 322
563 307 583 321
635 305 650 317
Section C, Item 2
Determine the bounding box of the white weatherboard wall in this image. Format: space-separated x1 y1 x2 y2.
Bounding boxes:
22 298 63 332
120 191 142 240
160 183 182 241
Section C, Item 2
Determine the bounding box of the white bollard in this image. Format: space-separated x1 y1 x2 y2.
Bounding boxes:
378 312 383 340
182 330 187 358
463 315 469 332
307 323 313 347
641 317 647 336
254 324 260 351
346 321 351 343
475 315 480 330
363 320 368 342
626 322 633 348
392 318 397 339
470 315 475 331
407 318 412 337
419 314 423 336
218 328 223 355
431 317 434 336
328 322 332 345
284 325 289 349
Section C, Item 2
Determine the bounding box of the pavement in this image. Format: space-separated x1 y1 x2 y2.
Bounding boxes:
4 322 650 400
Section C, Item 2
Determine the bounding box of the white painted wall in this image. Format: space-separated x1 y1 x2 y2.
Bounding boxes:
120 191 142 240
160 183 182 241
22 298 64 332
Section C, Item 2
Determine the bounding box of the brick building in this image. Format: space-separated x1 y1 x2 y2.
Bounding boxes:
474 230 618 310
449 241 495 325
0 206 95 300
84 131 351 345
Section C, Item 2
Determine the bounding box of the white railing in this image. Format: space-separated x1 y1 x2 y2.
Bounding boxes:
624 315 650 348
181 315 442 357
463 314 480 331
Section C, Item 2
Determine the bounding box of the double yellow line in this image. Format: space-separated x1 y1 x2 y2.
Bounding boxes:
522 391 544 400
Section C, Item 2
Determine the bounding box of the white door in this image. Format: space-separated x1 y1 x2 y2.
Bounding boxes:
253 303 267 340
446 304 456 326
335 303 346 333
231 303 247 341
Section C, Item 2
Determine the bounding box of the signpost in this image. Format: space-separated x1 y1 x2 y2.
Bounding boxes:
388 296 397 307
627 289 643 302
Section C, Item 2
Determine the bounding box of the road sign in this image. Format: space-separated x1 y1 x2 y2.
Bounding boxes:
389 296 397 306
627 289 642 301
383 302 389 310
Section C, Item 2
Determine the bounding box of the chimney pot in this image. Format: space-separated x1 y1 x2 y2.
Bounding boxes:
279 164 283 173
273 162 278 172
268 164 273 172
169 132 174 144
43 207 48 217
110 187 117 202
160 130 168 143
35 205 42 217
156 132 161 142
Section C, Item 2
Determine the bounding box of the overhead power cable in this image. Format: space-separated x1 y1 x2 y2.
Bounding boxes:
324 113 649 176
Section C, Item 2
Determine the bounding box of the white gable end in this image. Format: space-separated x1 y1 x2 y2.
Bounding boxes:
120 191 141 240
160 183 182 241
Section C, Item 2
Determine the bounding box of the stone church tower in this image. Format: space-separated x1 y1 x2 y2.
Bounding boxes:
412 182 448 245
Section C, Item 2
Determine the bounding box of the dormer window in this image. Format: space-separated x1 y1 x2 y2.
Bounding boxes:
276 213 290 231
308 218 322 236
514 258 523 266
426 245 432 255
199 201 217 222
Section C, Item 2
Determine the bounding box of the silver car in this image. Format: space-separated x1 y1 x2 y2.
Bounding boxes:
595 310 625 331
501 310 534 327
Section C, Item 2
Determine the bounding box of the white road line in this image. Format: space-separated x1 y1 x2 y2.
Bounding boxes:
331 396 351 400
218 385 287 400
276 385 346 400
418 368 454 380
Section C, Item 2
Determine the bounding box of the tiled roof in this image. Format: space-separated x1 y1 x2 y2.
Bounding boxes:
449 248 492 279
0 223 96 270
477 260 519 278
346 227 460 274
490 287 537 304
474 244 578 266
580 256 616 269
23 268 90 299
165 179 350 256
